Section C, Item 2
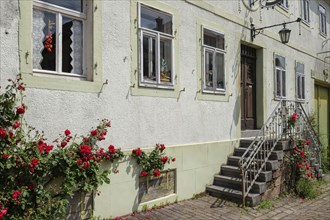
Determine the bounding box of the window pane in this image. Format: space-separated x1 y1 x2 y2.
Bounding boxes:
142 35 156 82
33 9 56 71
275 56 285 69
215 53 225 89
62 17 83 74
205 51 214 89
282 71 286 97
160 38 172 83
203 29 224 50
302 76 305 99
297 75 301 99
296 62 304 73
276 69 281 97
39 0 82 12
141 6 172 35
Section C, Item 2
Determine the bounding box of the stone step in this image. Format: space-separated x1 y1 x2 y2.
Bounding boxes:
221 165 273 182
241 130 261 138
233 147 284 160
206 185 261 207
239 139 289 151
227 156 280 171
213 175 266 194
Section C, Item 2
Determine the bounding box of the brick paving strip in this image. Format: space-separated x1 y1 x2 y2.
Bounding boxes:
119 181 330 220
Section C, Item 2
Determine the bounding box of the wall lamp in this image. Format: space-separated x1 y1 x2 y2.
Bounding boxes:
251 18 301 44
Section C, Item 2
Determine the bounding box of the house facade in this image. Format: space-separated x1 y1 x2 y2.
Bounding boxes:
0 0 329 217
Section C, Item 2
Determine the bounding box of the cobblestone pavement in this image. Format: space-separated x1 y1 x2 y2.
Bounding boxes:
119 180 330 220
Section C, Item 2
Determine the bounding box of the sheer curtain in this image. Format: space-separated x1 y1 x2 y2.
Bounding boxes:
32 9 46 70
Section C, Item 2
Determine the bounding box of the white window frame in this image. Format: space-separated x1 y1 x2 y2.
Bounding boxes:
138 3 175 89
202 27 226 94
32 0 88 78
319 4 327 36
295 62 305 101
274 54 286 99
279 0 288 9
301 0 310 24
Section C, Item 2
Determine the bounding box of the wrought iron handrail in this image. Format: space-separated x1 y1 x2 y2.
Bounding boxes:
239 100 322 207
239 100 284 207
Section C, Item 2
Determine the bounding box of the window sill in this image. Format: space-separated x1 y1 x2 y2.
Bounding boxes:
202 89 226 95
197 90 229 102
21 73 103 93
319 32 327 38
275 5 289 17
139 82 175 90
301 20 310 28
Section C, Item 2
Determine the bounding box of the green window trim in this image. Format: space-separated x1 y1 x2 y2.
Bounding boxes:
18 0 103 93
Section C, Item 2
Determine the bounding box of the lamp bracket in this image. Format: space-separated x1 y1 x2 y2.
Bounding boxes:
251 18 301 41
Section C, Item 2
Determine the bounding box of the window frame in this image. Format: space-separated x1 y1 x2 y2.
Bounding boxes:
295 61 305 102
138 3 175 89
32 0 87 78
274 54 286 100
301 0 310 24
278 0 288 9
319 4 327 36
201 27 226 94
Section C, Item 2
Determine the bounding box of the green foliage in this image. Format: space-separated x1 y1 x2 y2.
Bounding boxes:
257 199 273 210
0 75 125 219
295 178 318 199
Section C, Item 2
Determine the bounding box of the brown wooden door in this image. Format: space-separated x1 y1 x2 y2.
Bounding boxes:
241 45 256 130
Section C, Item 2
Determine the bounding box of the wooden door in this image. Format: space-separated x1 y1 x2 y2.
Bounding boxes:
241 45 256 130
314 85 329 149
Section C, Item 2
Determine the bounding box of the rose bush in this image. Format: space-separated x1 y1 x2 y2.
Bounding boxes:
131 144 175 177
0 75 124 219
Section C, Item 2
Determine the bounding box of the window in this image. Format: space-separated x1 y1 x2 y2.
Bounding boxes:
138 4 174 88
296 62 305 101
319 4 327 35
33 0 87 77
279 0 288 8
274 54 286 99
301 0 310 23
202 28 226 93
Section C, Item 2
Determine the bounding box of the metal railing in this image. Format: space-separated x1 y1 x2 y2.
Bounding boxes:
239 100 322 207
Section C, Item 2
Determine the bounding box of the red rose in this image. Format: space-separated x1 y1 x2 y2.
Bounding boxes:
0 128 6 138
295 146 299 151
1 154 9 159
305 140 311 145
106 121 111 127
27 185 34 190
12 191 21 200
98 135 105 141
13 122 20 129
297 164 302 168
300 151 305 156
160 144 166 152
0 207 8 219
77 158 83 164
171 157 176 162
81 162 90 169
153 169 161 177
83 137 89 143
60 141 67 148
17 85 25 91
291 113 297 121
161 156 168 164
90 129 98 136
140 171 148 177
44 145 53 154
133 148 142 156
64 129 71 136
307 172 312 177
80 145 92 155
16 106 25 114
108 145 115 154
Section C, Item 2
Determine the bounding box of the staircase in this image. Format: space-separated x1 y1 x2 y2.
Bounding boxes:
206 100 322 207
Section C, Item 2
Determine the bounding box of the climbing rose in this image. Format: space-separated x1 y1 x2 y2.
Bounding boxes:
300 151 305 156
0 128 6 138
90 129 97 136
64 129 71 136
17 85 25 91
106 121 111 127
81 162 90 169
140 171 148 177
16 106 25 114
133 148 142 156
307 172 312 177
297 164 302 169
80 145 92 155
153 169 161 177
60 141 67 148
0 207 8 219
108 145 115 154
12 191 21 200
13 122 20 129
159 144 165 152
291 113 297 122
172 157 176 162
1 154 9 159
29 158 39 172
305 140 311 145
161 156 168 164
